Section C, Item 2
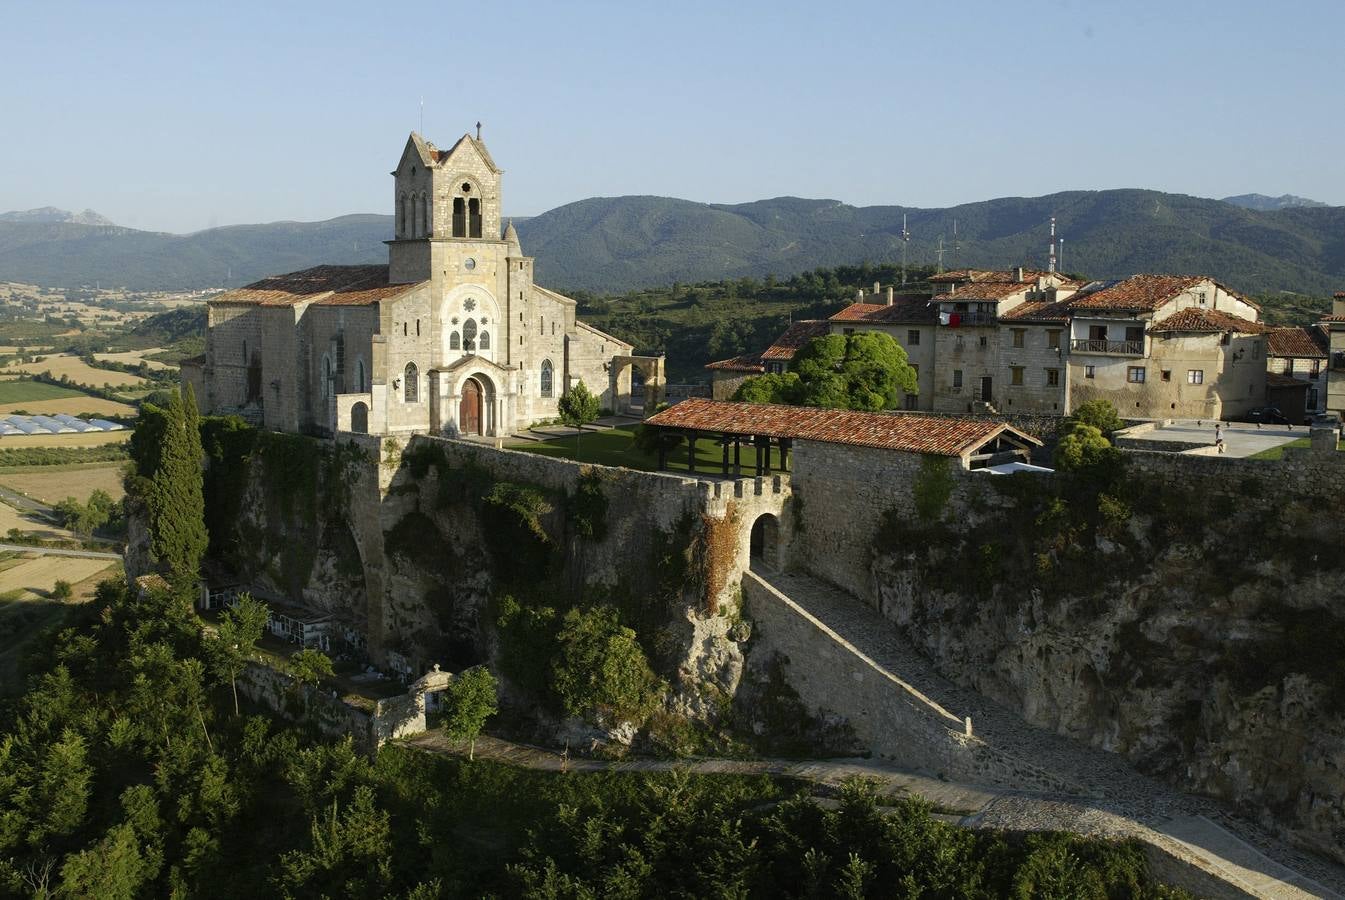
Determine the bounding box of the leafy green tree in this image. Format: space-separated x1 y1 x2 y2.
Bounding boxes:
732 371 801 405
208 593 270 716
552 605 663 725
737 333 917 411
58 823 148 900
290 648 335 689
557 379 600 460
442 667 499 761
1054 422 1118 471
1068 399 1124 436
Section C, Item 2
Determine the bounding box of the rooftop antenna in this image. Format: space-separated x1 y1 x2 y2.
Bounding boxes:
953 218 961 270
1048 217 1057 274
1058 236 1064 274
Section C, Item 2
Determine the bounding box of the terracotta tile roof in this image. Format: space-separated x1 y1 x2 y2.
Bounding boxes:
1266 326 1327 358
704 354 765 374
928 269 1053 284
1335 291 1345 299
999 300 1073 323
830 299 938 324
212 265 417 307
934 281 1039 301
1067 275 1208 312
1266 371 1310 389
1150 307 1267 333
1322 315 1345 323
645 398 1041 457
760 320 832 361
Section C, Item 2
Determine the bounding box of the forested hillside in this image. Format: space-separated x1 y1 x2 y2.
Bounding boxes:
2 190 1342 297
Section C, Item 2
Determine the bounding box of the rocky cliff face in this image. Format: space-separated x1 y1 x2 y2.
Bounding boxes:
870 465 1345 864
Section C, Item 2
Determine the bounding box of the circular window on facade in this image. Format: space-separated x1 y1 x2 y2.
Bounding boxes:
464 297 477 312
464 258 476 270
462 183 471 192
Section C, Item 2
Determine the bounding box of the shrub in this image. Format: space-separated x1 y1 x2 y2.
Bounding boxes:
552 605 664 725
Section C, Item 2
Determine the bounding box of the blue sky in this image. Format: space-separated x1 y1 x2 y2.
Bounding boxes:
3 0 1341 232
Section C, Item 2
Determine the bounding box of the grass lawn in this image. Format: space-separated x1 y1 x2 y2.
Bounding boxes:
1249 437 1345 460
0 379 88 404
506 424 779 474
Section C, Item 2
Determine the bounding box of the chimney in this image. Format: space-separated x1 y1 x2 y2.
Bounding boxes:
856 288 865 302
886 286 895 306
1335 291 1345 318
1014 266 1025 283
873 281 881 295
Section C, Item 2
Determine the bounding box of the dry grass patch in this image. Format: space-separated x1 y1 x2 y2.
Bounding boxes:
94 349 178 372
0 462 127 504
1 352 149 388
0 431 129 449
0 397 137 417
0 502 79 541
0 556 117 598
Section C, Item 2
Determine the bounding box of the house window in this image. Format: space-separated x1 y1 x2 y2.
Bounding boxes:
1127 366 1145 383
1085 365 1095 379
907 329 920 345
1089 325 1107 341
1187 369 1204 384
979 335 988 347
1046 368 1060 387
904 393 918 410
1198 291 1208 305
450 331 461 350
1161 370 1172 381
1125 326 1144 343
953 369 963 388
404 363 418 402
1012 329 1025 348
1311 360 1322 377
540 359 554 398
452 197 466 237
1047 330 1060 349
1011 367 1024 386
1309 387 1319 409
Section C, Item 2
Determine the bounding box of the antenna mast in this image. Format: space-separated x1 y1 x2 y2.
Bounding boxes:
900 214 910 284
1048 217 1057 274
936 235 945 273
953 219 960 270
1058 236 1064 274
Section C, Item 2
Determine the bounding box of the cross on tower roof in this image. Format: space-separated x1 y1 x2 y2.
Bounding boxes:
476 121 482 140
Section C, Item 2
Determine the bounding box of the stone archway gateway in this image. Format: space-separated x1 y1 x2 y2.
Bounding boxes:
750 513 780 570
610 355 666 417
459 377 483 435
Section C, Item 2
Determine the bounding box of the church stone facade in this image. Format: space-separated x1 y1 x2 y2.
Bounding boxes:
189 131 652 438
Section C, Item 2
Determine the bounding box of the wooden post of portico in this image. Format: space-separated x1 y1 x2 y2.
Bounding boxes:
721 435 730 475
734 436 742 475
687 432 697 473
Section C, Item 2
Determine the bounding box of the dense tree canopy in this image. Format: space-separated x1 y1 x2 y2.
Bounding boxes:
733 332 919 411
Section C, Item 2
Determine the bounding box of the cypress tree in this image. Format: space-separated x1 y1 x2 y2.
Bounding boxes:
147 385 208 591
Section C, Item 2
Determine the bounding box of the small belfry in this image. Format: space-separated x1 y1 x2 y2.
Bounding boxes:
186 129 665 439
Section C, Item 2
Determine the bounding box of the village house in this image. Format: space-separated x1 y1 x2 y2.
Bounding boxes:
1321 292 1345 420
184 130 661 438
706 320 830 400
713 271 1271 421
1266 325 1327 421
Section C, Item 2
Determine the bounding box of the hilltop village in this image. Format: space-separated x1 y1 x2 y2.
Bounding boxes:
111 131 1345 897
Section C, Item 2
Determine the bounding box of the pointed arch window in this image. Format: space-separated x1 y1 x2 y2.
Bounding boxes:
450 331 461 351
404 362 418 402
421 194 431 236
468 198 482 238
478 330 490 351
452 197 466 237
540 359 554 398
356 359 367 393
463 319 477 352
321 353 332 399
396 194 406 237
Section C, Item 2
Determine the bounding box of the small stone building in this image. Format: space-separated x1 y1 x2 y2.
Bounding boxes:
706 320 830 400
191 131 660 438
1266 325 1327 421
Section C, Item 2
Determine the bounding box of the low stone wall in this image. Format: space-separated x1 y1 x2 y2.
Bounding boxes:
237 661 376 749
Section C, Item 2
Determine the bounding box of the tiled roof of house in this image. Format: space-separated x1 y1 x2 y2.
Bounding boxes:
1266 326 1327 358
830 298 939 324
212 265 417 307
927 269 1056 284
704 355 765 374
1149 308 1268 333
999 300 1073 323
760 320 831 360
1322 314 1345 323
933 281 1039 301
1066 275 1208 311
1335 291 1345 299
645 398 1041 457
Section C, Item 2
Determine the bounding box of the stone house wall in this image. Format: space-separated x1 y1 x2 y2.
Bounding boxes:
996 323 1068 414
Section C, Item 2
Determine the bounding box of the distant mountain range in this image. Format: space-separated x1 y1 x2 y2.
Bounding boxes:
1221 193 1329 212
1 190 1342 296
0 206 118 226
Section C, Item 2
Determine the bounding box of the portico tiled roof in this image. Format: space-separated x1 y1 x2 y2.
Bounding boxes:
1149 308 1268 333
212 265 417 307
1266 326 1327 358
645 398 1040 457
830 299 938 324
760 320 831 360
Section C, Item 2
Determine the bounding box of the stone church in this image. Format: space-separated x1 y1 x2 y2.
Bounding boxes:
186 130 658 438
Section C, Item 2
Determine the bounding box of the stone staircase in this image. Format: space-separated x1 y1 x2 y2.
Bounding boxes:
746 567 1345 899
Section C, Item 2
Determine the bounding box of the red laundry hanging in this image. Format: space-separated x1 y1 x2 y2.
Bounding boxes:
949 313 961 327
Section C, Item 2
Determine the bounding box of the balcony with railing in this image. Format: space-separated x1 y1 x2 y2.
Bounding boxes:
1071 338 1144 356
941 311 998 327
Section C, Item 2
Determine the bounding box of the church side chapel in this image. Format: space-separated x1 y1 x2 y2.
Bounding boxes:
192 127 658 438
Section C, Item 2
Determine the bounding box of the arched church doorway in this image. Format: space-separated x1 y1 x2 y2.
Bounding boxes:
750 514 780 570
460 378 483 435
350 402 369 434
